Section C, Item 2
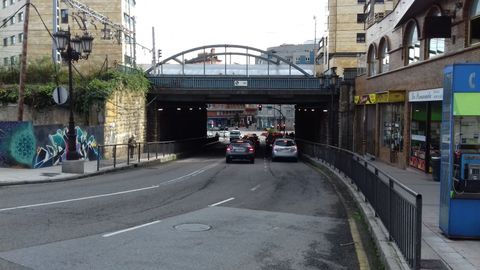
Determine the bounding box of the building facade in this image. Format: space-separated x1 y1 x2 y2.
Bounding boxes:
0 0 136 70
256 43 316 65
354 0 480 172
316 0 394 78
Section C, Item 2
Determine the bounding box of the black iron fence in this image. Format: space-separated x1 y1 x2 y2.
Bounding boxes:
96 137 218 171
297 139 422 270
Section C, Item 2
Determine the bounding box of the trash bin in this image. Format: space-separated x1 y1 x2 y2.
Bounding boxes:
431 156 441 182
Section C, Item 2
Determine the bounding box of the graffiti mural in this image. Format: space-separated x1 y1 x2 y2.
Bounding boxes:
0 122 37 168
34 126 100 168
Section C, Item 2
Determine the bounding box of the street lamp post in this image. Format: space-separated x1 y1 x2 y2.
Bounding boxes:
54 28 93 161
320 68 338 146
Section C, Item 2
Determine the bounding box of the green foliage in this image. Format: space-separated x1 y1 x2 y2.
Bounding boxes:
0 63 150 112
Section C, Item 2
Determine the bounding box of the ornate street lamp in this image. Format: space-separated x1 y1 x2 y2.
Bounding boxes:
53 27 93 161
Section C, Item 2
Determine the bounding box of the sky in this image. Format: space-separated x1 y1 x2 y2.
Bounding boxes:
135 0 327 65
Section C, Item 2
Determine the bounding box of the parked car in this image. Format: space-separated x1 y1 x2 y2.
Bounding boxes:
229 130 241 142
226 140 255 163
271 138 298 162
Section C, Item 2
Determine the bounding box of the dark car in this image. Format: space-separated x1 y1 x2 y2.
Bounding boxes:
243 134 260 149
226 140 255 164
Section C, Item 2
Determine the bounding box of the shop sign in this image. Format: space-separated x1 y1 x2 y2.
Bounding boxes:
354 94 377 105
376 90 405 103
409 88 443 102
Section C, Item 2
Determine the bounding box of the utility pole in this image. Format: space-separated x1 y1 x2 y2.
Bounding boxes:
17 0 31 121
151 27 156 66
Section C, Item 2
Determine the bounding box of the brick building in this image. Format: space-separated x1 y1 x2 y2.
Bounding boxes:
354 0 480 172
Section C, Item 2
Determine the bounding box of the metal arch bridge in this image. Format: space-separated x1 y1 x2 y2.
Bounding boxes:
145 44 333 104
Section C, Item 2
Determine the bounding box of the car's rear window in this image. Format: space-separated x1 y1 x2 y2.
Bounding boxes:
231 143 251 148
274 140 295 146
230 131 240 135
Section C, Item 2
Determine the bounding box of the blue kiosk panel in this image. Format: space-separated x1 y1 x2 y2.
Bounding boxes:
439 64 480 238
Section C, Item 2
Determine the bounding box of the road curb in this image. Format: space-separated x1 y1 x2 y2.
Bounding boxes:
302 155 410 270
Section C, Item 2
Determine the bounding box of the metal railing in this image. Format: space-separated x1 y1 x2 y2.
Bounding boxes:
297 139 422 270
96 137 218 171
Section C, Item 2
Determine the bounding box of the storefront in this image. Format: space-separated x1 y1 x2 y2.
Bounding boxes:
408 88 443 173
376 90 405 166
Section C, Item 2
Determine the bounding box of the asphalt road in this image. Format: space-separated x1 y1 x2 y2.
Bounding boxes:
0 141 361 270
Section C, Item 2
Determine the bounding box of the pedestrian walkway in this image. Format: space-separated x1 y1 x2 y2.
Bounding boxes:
369 161 480 270
0 154 176 186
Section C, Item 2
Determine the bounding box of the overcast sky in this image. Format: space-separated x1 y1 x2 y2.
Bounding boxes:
135 0 327 65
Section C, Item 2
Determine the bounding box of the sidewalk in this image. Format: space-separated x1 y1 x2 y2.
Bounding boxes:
0 154 176 186
369 161 480 270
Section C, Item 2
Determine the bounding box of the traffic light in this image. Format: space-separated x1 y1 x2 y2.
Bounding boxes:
158 49 162 59
258 104 262 111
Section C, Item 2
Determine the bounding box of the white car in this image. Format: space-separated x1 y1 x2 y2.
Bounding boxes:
271 138 298 162
229 130 241 142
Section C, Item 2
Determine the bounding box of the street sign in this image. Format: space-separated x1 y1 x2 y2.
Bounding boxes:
52 86 68 105
234 80 248 87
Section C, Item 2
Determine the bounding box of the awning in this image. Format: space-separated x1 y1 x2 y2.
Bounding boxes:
376 90 405 103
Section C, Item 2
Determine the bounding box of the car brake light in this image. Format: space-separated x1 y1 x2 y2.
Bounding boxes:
226 147 232 152
248 147 254 152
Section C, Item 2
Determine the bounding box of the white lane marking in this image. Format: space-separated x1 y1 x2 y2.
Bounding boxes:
0 185 160 212
0 162 221 212
161 162 219 185
250 184 261 191
209 197 235 207
102 220 162 238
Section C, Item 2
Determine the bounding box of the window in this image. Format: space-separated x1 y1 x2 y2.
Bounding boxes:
10 16 15 25
9 0 13 4
357 13 365 23
405 22 420 64
3 38 7 46
3 57 8 66
357 0 365 3
367 44 377 76
380 103 404 151
427 8 445 58
60 9 68 24
470 0 480 44
18 11 23 22
357 33 366 43
10 35 15 45
379 38 389 73
10 55 16 65
2 0 6 8
18 32 23 42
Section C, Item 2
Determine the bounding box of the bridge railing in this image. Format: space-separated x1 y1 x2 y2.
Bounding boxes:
148 75 323 90
96 137 218 171
297 139 422 270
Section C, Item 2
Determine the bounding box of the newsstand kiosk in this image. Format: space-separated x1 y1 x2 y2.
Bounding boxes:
440 64 480 238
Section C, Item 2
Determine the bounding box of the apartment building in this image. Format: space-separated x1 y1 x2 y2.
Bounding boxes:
354 0 480 172
0 0 136 70
316 0 394 78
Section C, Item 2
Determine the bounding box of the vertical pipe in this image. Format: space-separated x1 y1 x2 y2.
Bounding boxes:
17 0 31 121
113 145 117 168
137 142 141 162
97 145 100 171
151 27 156 67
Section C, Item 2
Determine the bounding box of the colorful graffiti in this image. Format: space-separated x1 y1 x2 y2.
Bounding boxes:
0 122 37 168
34 126 99 168
0 121 100 168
